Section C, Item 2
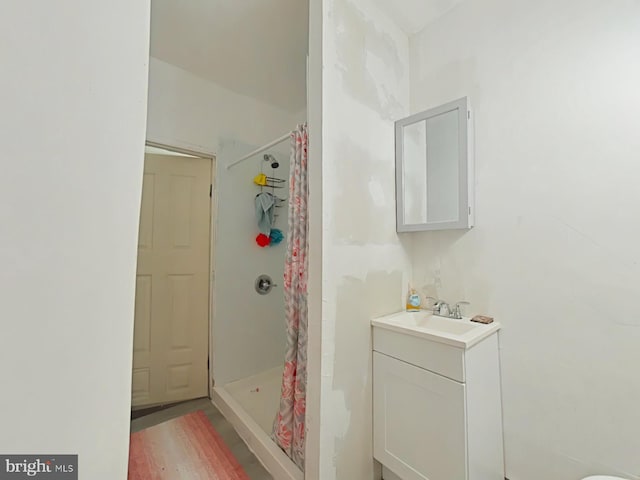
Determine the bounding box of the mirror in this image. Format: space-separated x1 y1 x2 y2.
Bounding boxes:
395 97 474 232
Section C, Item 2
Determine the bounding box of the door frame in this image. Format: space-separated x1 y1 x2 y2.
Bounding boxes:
144 140 217 399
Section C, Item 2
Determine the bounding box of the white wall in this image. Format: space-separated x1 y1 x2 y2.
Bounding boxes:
0 1 150 479
320 0 412 478
409 1 640 478
146 58 305 385
304 0 324 476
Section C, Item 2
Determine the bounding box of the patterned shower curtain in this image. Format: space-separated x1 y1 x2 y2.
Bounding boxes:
272 124 308 469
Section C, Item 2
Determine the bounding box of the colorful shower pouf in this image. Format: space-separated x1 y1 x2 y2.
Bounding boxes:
256 233 271 247
269 228 284 246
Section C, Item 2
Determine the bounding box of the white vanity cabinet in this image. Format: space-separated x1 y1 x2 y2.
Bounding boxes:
372 312 504 480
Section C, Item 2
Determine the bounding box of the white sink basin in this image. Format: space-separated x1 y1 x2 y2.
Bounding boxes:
372 311 501 348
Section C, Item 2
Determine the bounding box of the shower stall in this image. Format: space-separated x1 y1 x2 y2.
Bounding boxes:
211 132 303 480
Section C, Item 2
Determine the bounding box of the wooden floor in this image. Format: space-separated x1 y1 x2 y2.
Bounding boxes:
130 397 273 480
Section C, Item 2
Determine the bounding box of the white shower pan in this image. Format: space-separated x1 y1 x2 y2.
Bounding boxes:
213 366 303 480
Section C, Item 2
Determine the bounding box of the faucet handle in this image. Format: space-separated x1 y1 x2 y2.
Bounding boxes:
453 301 470 319
431 299 446 314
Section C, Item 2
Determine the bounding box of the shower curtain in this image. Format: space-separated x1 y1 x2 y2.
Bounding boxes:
273 124 308 469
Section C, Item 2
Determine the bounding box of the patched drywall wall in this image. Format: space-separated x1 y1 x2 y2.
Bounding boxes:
147 58 305 385
321 0 412 477
409 1 640 478
0 1 150 478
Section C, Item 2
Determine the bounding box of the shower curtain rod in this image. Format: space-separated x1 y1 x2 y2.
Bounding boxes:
226 132 291 169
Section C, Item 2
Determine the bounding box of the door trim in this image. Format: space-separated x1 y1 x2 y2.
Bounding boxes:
146 140 213 160
143 141 217 399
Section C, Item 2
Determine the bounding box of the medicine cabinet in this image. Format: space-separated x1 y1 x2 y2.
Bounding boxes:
395 97 474 232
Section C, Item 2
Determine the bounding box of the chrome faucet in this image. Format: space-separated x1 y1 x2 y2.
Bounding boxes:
432 300 470 319
434 300 450 317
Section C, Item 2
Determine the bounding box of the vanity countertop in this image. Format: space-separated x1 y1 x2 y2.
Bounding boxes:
372 310 501 349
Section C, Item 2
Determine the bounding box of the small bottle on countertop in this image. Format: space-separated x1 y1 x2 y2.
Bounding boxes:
406 285 421 312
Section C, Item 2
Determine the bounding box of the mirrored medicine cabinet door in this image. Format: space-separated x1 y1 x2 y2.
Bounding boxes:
395 97 474 232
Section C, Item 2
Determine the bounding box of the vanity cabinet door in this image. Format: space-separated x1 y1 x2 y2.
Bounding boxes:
373 352 468 480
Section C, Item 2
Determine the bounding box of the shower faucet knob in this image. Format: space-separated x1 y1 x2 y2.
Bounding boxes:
255 274 277 295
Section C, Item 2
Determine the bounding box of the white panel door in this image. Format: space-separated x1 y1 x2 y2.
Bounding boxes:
132 153 211 407
373 352 468 480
